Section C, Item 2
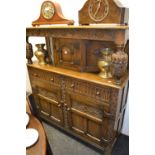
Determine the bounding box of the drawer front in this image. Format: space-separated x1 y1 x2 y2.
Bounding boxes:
65 77 111 104
28 67 61 87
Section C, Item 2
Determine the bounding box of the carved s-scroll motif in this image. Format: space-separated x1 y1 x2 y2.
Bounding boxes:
60 78 69 128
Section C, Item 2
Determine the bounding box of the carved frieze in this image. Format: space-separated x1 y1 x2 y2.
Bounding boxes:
66 77 111 103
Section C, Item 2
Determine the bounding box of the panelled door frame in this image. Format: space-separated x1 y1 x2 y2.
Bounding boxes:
65 91 108 144
32 84 64 126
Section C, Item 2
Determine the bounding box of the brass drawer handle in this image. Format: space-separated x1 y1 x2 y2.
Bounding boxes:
71 84 75 88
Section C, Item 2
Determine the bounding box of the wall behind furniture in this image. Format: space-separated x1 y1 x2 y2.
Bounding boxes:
26 0 129 136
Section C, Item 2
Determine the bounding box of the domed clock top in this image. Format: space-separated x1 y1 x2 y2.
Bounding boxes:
79 0 129 25
32 0 74 26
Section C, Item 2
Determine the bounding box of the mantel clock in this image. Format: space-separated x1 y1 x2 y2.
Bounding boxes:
79 0 129 25
32 0 74 26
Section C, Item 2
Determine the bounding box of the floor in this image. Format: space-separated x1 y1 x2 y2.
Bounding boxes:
43 122 129 155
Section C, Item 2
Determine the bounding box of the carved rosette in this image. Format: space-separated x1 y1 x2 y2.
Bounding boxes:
26 37 33 64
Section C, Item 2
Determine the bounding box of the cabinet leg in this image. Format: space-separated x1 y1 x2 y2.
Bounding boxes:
102 146 112 155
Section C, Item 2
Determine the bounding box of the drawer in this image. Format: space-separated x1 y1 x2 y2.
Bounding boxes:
65 77 111 103
28 67 61 86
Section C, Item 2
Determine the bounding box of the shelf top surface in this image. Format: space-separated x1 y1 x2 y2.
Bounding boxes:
26 24 129 30
27 62 128 89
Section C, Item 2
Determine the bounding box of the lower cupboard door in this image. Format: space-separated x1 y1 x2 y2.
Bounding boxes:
70 112 103 144
66 93 105 144
35 94 64 126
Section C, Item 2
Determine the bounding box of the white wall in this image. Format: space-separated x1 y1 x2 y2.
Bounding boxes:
26 0 129 136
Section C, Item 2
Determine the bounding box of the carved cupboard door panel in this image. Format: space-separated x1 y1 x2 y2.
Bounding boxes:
66 92 106 145
33 85 64 126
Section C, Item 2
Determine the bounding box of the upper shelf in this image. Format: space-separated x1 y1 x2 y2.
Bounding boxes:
27 24 128 30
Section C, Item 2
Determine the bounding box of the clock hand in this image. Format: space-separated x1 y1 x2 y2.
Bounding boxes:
94 0 101 17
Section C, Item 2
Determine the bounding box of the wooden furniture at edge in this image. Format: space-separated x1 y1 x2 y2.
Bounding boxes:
26 25 129 155
26 114 46 155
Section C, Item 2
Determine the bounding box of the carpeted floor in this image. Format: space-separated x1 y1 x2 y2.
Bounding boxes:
43 122 129 155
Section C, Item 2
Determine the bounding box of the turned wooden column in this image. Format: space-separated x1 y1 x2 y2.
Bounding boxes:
26 36 33 64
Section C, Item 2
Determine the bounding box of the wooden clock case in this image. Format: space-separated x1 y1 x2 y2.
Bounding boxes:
79 0 129 25
32 0 74 26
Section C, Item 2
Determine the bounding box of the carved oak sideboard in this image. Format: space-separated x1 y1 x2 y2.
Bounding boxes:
26 25 129 155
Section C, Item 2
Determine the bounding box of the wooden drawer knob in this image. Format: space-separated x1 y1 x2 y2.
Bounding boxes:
96 91 100 95
50 78 54 82
57 104 62 107
71 84 75 88
67 108 71 111
33 73 38 77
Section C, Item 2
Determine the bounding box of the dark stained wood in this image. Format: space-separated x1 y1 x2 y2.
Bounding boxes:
53 38 85 71
78 0 129 25
52 38 116 72
26 114 46 155
26 23 128 155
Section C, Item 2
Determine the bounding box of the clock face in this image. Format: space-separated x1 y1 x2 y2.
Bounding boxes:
88 0 109 22
41 2 55 20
